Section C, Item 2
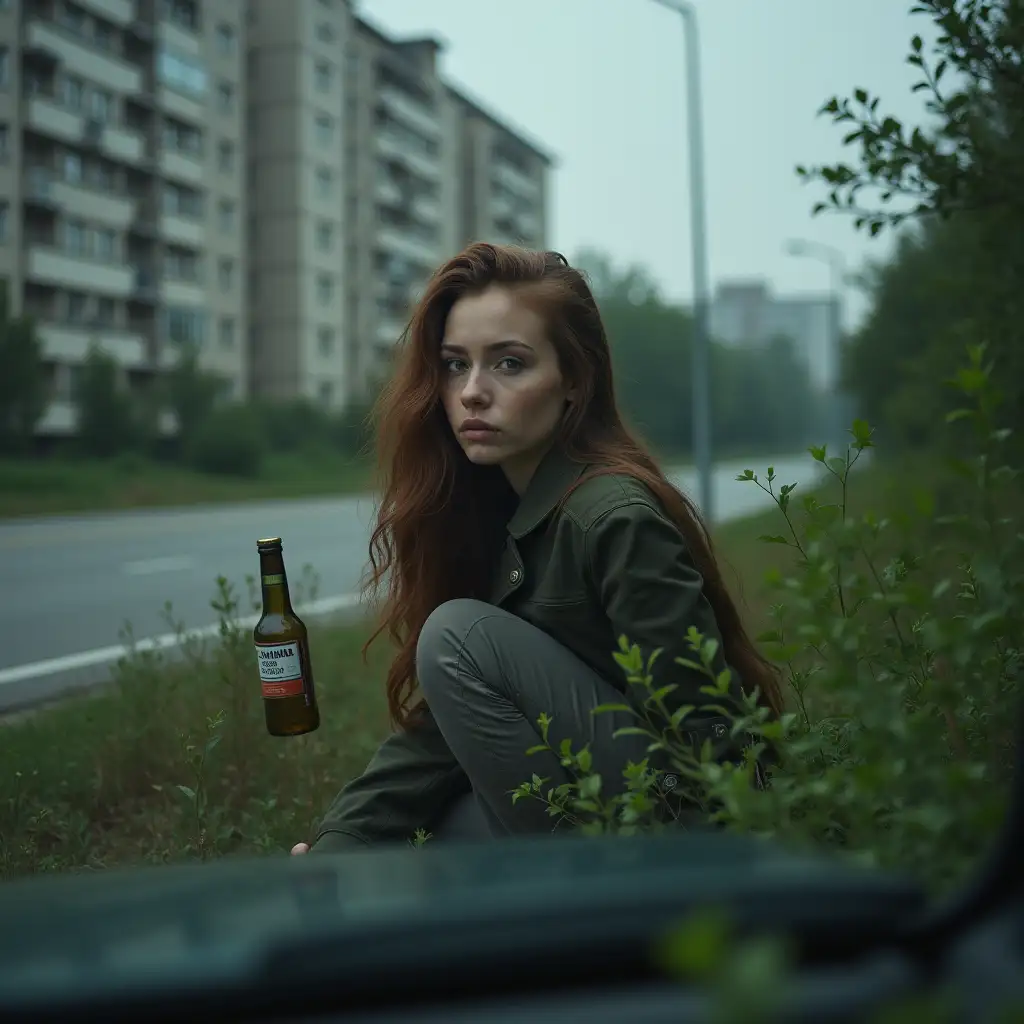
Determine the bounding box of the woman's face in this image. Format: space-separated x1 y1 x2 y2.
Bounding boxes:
440 285 576 495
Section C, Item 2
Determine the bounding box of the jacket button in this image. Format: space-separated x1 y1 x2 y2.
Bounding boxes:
509 569 522 584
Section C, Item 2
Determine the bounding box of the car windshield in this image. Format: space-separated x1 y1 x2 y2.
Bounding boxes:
0 0 1018 967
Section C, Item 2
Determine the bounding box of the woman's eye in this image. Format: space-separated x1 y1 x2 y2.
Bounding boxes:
497 357 523 372
443 358 465 373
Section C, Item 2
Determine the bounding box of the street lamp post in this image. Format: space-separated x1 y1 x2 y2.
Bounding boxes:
648 0 714 523
784 238 848 445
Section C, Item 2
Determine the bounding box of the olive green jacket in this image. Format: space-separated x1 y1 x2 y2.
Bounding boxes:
312 446 739 853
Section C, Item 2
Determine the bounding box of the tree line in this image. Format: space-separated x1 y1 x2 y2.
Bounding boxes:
0 305 372 476
0 264 831 474
801 0 1024 455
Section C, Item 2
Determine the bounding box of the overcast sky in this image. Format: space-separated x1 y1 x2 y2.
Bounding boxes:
358 0 933 329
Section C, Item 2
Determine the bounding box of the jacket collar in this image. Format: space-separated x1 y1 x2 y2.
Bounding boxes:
507 445 588 540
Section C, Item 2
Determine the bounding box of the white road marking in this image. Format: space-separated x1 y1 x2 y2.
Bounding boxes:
121 556 196 576
0 592 364 688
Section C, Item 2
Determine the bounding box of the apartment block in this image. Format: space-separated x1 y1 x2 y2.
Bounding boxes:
249 2 554 407
452 87 550 252
2 0 553 432
246 0 347 407
710 279 842 392
0 0 247 437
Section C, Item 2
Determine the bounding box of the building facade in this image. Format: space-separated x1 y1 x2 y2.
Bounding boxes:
710 278 842 393
0 0 553 434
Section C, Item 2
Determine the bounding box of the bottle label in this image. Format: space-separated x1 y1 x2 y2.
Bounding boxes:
255 641 305 699
261 573 285 586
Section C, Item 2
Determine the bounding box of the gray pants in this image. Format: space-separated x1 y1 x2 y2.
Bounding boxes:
418 598 655 841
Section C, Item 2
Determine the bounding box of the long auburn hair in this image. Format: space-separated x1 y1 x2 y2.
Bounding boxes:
363 243 783 728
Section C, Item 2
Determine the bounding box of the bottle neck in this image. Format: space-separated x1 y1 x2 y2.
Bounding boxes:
259 550 294 616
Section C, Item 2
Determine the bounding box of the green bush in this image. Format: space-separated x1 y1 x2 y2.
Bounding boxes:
261 398 335 455
76 345 141 459
186 403 264 478
516 344 1021 894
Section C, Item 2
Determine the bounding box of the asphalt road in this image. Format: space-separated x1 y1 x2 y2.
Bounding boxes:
0 452 822 711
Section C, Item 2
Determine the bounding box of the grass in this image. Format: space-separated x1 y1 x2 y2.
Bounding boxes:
0 440 809 521
0 450 373 519
0 454 976 880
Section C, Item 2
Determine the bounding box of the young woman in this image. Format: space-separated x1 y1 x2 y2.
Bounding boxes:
292 244 781 855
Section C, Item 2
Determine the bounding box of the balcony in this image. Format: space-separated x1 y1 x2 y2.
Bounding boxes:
132 267 159 303
79 0 134 26
37 322 147 368
159 214 204 247
157 20 201 59
27 247 134 297
23 169 62 211
493 160 539 199
52 181 135 229
375 132 440 182
23 96 82 145
23 98 146 166
102 123 146 165
376 316 407 346
157 87 204 125
160 279 205 307
376 226 440 270
23 20 142 94
378 86 440 142
37 401 78 437
159 150 204 187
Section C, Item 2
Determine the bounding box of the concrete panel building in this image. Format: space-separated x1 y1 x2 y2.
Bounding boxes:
710 278 842 393
2 0 554 433
0 0 248 436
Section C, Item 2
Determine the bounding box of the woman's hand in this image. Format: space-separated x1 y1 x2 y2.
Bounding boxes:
291 842 310 855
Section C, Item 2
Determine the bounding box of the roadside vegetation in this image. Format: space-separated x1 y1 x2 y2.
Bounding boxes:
0 0 1019 941
0 451 905 880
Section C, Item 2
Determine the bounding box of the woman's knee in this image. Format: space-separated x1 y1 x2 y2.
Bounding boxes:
416 599 497 697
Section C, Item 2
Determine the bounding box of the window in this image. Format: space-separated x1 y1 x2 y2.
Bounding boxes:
90 159 116 191
219 318 235 349
0 202 7 244
59 75 83 111
157 47 207 96
62 152 83 183
165 248 200 281
0 47 8 89
161 0 198 32
163 183 202 218
58 1 86 35
318 326 335 356
316 22 334 42
164 306 205 347
94 228 116 261
315 167 332 198
316 221 333 252
64 220 88 256
217 82 234 114
67 292 88 321
163 118 202 155
315 61 332 93
218 200 235 233
96 298 115 324
88 88 111 122
315 115 333 147
216 24 235 56
218 258 234 292
317 274 333 305
218 140 234 173
93 20 113 51
0 124 10 162
318 380 333 405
